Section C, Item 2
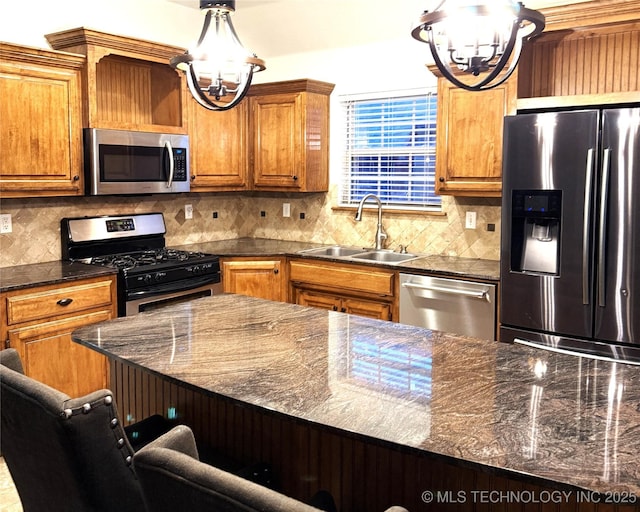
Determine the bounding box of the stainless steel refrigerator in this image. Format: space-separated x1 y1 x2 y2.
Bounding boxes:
500 107 640 364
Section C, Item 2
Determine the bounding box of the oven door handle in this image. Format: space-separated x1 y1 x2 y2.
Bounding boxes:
126 275 220 300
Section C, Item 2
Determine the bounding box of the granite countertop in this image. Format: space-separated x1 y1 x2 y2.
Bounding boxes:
0 261 117 293
72 294 640 497
171 237 501 281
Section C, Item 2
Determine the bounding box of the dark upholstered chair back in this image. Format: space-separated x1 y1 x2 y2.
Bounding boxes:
0 348 146 512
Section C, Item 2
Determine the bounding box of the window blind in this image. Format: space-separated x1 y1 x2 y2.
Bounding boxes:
340 90 440 210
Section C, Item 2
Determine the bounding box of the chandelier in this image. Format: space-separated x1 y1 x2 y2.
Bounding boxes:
171 0 265 110
411 1 545 91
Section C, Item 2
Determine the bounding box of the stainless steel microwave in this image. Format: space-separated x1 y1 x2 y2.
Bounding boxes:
84 128 190 195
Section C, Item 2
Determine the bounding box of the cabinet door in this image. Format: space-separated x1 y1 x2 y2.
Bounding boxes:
222 259 285 302
0 49 84 197
295 289 342 312
251 92 303 190
343 298 392 321
435 76 517 197
189 98 249 191
7 310 111 398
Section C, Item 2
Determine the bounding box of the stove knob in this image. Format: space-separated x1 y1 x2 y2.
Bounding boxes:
143 274 152 284
192 265 201 274
154 273 162 281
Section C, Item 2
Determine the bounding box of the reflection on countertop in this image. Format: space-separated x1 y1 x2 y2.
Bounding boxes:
72 294 640 497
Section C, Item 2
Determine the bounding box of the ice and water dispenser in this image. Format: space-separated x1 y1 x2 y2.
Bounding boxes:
509 190 562 275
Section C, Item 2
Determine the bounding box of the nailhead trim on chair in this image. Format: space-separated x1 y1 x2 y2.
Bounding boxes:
61 393 137 468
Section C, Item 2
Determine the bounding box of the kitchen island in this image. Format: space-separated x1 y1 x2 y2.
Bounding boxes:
72 294 640 511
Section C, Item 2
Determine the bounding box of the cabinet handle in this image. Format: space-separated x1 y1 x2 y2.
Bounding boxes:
57 298 73 306
292 175 298 181
273 269 279 274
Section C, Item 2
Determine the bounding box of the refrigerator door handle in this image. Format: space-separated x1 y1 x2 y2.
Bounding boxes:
597 148 612 307
582 148 595 305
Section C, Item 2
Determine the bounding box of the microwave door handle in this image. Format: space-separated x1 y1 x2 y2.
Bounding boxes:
164 140 175 188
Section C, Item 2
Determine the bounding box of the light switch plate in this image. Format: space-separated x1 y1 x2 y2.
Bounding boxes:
0 214 12 234
465 211 477 229
185 204 193 220
282 203 291 217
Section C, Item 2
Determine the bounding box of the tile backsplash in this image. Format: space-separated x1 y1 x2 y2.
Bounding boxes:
0 187 501 268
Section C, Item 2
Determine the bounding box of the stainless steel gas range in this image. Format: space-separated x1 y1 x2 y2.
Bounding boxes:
61 213 222 316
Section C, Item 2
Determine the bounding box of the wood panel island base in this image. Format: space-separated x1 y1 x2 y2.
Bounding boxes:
72 295 640 512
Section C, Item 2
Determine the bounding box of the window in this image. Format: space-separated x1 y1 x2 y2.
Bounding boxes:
340 89 440 211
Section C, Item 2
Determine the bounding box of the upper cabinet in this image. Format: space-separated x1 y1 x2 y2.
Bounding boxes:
517 14 640 110
248 80 334 192
190 78 334 193
188 98 250 192
45 27 187 134
434 73 517 197
0 43 85 197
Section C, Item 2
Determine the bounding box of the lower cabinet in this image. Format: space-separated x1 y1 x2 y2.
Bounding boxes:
289 259 395 321
1 275 117 397
295 288 392 320
221 257 286 302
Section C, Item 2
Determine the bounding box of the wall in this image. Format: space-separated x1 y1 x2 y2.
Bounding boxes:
0 1 502 268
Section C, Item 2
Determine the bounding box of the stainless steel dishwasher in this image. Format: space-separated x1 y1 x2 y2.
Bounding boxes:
399 273 496 340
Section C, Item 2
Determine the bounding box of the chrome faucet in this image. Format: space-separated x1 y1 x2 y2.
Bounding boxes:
354 194 387 250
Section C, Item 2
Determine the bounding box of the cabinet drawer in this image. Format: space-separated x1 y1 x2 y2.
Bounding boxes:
6 280 114 325
289 260 394 296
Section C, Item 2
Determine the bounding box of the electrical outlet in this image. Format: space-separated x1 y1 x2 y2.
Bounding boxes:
0 214 12 234
282 203 291 217
465 211 477 229
185 204 193 220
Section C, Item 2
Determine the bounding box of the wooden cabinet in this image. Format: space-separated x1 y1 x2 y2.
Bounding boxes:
434 74 517 197
289 259 395 321
248 79 334 192
221 258 286 302
46 27 186 133
0 43 85 197
296 288 392 320
188 99 250 191
517 16 640 109
0 275 117 397
189 79 333 192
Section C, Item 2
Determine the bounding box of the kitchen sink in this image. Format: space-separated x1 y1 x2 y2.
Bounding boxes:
299 246 365 257
298 246 419 265
349 251 418 264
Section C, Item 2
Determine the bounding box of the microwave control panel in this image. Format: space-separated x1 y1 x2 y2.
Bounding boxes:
174 148 187 181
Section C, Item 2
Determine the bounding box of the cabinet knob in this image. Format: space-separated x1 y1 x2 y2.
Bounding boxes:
73 175 80 181
191 175 196 181
57 298 73 307
292 175 298 181
273 269 279 274
439 177 445 182
332 306 338 311
340 307 346 313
